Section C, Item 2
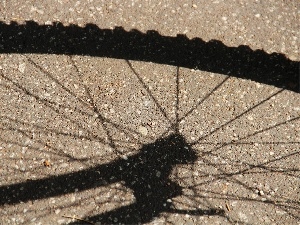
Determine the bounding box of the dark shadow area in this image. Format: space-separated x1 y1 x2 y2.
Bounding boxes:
0 21 299 92
0 134 224 224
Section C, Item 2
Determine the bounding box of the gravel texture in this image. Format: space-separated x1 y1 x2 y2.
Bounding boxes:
0 1 299 225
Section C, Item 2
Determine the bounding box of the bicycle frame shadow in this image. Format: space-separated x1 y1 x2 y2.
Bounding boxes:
0 133 224 224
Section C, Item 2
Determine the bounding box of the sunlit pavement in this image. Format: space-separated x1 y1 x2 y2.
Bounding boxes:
0 1 299 224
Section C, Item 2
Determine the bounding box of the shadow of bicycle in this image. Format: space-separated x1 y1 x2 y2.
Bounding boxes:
0 21 299 225
0 133 224 224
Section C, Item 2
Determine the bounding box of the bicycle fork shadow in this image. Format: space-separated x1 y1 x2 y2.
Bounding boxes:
0 133 224 224
69 133 224 224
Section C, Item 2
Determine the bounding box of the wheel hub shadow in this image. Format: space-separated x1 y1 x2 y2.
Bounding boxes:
69 133 223 224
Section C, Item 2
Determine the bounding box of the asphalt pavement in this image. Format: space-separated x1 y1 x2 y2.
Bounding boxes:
0 1 299 224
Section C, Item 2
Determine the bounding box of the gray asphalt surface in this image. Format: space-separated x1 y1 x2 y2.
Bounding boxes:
0 1 299 225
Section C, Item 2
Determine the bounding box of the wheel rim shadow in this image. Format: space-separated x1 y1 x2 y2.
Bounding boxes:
69 133 223 224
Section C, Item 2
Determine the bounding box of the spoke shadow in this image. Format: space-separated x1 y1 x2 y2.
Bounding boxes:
0 133 224 224
0 58 298 223
70 134 223 224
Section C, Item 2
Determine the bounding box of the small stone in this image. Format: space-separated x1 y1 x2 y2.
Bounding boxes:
144 100 151 107
192 4 197 8
238 212 248 222
156 171 161 177
71 195 76 202
289 55 297 61
121 155 128 160
138 126 148 136
255 14 261 18
259 190 264 196
263 216 271 223
276 210 286 215
18 63 26 73
55 209 61 214
247 115 254 121
60 163 69 168
58 219 66 224
231 201 237 206
251 193 258 198
256 83 262 88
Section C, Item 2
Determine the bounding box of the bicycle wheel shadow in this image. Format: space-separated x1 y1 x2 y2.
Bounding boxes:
0 21 299 93
69 133 223 224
